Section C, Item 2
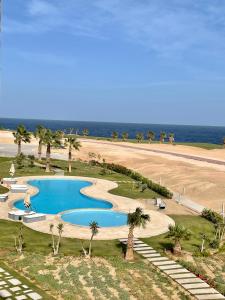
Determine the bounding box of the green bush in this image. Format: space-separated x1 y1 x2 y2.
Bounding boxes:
201 209 223 224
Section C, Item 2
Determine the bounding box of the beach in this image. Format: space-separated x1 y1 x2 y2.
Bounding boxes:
1 130 225 212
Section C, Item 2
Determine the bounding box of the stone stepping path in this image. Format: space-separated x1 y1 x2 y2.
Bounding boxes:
119 238 225 300
0 267 43 299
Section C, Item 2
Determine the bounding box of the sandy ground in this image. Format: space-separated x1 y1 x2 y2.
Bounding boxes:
1 130 225 213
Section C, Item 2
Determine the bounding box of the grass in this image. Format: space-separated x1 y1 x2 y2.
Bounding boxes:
0 185 9 194
142 215 216 253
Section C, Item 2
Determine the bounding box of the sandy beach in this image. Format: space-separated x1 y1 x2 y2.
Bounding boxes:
1 130 225 212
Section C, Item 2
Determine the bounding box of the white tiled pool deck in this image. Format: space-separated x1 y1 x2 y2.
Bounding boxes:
0 176 174 240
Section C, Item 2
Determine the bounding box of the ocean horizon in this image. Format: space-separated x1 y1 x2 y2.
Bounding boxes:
0 117 225 144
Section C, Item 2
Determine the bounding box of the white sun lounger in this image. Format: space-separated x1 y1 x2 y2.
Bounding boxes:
8 210 35 221
155 198 162 207
23 213 46 223
3 178 17 185
0 194 8 202
10 184 28 193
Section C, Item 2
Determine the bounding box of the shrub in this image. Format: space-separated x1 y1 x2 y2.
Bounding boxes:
201 208 223 224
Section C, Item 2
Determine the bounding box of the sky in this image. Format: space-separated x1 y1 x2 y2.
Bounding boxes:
1 0 225 125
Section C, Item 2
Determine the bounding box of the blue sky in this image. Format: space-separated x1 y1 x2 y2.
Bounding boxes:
1 0 225 125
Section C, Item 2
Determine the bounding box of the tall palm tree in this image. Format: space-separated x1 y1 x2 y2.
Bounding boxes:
13 124 31 155
147 131 155 143
160 132 167 143
64 136 81 173
136 132 144 143
88 221 99 257
43 129 63 172
167 224 192 255
125 208 150 261
82 128 89 136
169 133 175 145
34 125 46 161
112 131 119 140
122 132 129 141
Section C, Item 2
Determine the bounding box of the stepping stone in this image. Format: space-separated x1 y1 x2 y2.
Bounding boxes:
0 289 12 298
176 278 204 284
27 292 42 299
183 283 209 289
24 289 33 293
158 264 182 270
0 268 5 272
189 288 219 295
16 296 28 300
10 286 21 292
169 272 196 278
136 249 155 253
8 279 21 286
0 281 6 286
142 253 161 258
196 294 225 299
148 257 168 262
153 260 176 266
22 285 28 289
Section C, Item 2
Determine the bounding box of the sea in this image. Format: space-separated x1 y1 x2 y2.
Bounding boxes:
0 118 225 144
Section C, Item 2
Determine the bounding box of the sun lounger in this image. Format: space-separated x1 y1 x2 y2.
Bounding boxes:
10 184 28 193
23 213 46 223
155 198 162 207
8 210 35 221
3 178 17 185
0 194 8 202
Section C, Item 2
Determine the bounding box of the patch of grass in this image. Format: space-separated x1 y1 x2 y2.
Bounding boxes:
142 215 215 253
0 185 9 194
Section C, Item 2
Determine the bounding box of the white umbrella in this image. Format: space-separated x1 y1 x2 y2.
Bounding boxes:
9 163 15 177
24 192 31 209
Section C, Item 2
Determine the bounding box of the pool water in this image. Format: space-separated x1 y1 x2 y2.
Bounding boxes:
61 210 128 227
14 179 112 214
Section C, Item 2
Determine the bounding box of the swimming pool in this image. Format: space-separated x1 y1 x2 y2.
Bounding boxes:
14 179 112 214
61 210 127 227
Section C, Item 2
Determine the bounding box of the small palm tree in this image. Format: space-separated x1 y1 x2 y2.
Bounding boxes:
34 125 46 161
64 136 81 173
167 224 192 255
200 232 208 253
160 132 167 143
136 132 144 143
43 129 63 172
88 221 99 258
169 133 175 145
112 131 119 140
82 128 89 136
49 223 64 255
13 124 31 155
122 132 129 141
125 208 150 261
147 131 155 143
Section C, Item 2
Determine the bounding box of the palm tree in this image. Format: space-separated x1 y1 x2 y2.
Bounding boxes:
147 131 155 143
112 131 119 140
82 128 89 136
167 224 192 255
125 208 150 261
43 129 63 172
13 124 31 155
64 136 81 173
160 132 167 143
34 125 46 161
88 221 99 258
169 133 175 145
49 223 64 255
122 132 129 141
136 132 144 143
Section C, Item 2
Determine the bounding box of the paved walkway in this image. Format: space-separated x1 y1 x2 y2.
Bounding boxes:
173 192 205 214
0 266 42 299
120 238 225 300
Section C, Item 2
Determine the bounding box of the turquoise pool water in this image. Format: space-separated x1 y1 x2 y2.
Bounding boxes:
14 179 112 214
61 210 127 227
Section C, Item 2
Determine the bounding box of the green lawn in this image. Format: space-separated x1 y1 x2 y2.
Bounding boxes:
0 185 9 194
142 215 216 253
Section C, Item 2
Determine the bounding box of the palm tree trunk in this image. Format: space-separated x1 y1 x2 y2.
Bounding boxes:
88 234 94 257
46 144 51 172
173 240 182 255
201 239 205 253
56 233 62 255
38 141 42 161
68 147 72 173
125 226 134 261
18 141 21 155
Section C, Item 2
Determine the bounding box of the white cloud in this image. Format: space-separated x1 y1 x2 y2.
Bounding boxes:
28 0 58 16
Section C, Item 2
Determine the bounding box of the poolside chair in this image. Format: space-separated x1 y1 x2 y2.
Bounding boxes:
23 213 46 223
0 194 8 202
3 178 17 185
155 198 162 207
10 184 28 193
8 210 35 221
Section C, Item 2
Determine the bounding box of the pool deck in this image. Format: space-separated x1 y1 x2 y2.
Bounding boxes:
0 176 174 240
